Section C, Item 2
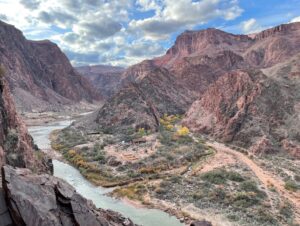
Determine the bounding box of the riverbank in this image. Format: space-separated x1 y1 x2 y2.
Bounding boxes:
28 119 187 226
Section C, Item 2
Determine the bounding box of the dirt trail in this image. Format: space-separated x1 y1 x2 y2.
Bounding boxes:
207 141 300 223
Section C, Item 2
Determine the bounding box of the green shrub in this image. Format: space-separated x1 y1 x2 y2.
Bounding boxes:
294 175 300 182
226 171 245 182
240 180 259 192
232 192 260 208
284 180 299 192
201 169 227 184
208 188 227 202
201 169 245 184
0 65 5 78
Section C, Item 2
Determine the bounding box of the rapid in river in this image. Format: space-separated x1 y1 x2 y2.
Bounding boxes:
28 120 184 226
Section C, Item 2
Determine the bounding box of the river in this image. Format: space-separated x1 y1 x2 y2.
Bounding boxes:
28 120 184 226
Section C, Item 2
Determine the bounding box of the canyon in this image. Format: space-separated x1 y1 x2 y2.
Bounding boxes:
0 18 300 226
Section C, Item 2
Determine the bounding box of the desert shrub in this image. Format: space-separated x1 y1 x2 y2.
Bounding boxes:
201 169 245 184
208 187 227 202
158 130 173 146
284 180 299 192
232 192 260 208
279 202 293 218
93 151 106 162
294 175 300 182
176 135 193 144
169 175 181 183
226 171 245 182
256 208 278 224
240 180 259 192
201 170 227 184
240 180 266 199
0 65 5 78
155 187 168 195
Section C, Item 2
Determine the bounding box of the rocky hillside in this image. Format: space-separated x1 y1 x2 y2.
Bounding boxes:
75 62 194 133
182 23 300 157
76 65 125 98
0 20 101 112
0 69 46 171
183 69 299 157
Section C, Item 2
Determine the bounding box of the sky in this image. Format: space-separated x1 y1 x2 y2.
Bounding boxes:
0 0 300 67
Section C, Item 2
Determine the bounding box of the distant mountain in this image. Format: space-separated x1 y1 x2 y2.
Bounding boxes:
77 22 300 157
0 20 101 112
76 65 125 98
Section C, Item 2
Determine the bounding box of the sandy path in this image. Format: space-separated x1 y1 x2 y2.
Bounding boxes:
207 141 300 223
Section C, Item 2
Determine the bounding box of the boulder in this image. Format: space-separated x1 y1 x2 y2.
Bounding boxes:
2 165 136 226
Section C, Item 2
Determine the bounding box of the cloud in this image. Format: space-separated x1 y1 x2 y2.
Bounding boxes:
241 18 263 34
0 0 244 66
130 0 243 40
74 19 122 40
19 0 41 9
290 16 300 23
0 14 8 21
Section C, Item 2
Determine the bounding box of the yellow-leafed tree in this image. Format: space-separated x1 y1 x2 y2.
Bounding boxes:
176 126 190 136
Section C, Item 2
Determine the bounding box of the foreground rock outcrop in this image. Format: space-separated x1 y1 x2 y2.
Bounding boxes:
2 165 136 226
0 20 101 112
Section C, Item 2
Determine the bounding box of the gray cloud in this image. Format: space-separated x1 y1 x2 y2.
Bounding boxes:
19 0 41 9
78 20 122 40
0 14 8 21
39 11 77 25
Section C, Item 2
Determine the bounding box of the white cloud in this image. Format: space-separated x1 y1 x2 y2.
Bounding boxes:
241 18 263 34
130 0 243 40
290 16 300 23
0 0 244 66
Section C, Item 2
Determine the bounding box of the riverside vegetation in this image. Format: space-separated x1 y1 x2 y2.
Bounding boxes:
51 114 300 226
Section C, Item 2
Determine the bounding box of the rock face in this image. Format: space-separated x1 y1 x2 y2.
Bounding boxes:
77 62 194 133
0 71 47 171
0 20 101 112
183 69 299 157
2 165 136 226
76 65 125 99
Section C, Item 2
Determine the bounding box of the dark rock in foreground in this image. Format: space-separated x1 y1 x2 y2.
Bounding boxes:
1 165 136 226
190 221 212 226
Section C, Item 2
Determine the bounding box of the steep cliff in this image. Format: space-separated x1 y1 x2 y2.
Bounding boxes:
0 20 101 112
0 68 46 170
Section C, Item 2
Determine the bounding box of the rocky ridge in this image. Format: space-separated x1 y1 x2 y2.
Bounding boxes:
0 20 101 112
